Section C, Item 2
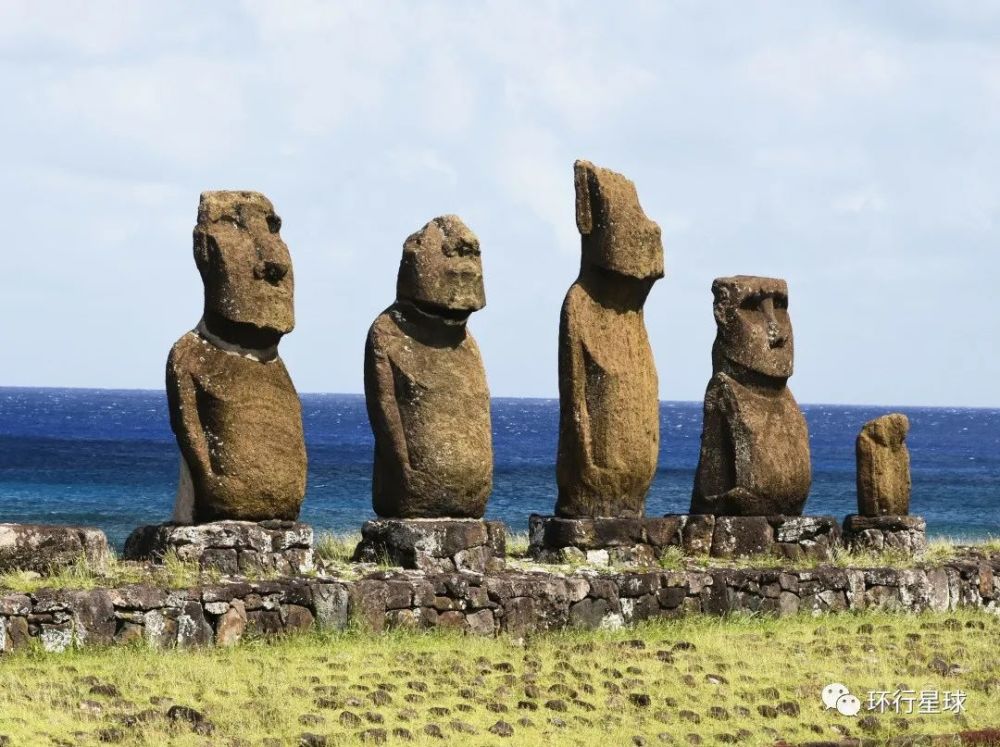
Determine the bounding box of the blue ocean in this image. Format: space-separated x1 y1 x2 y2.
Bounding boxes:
0 387 997 548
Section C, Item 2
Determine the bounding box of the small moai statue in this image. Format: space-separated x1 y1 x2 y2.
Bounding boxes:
167 191 307 523
555 160 664 518
364 215 493 518
691 276 811 516
856 413 911 515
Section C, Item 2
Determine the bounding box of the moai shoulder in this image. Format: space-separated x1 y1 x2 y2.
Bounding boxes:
556 160 664 518
167 191 307 524
364 215 493 519
691 275 811 516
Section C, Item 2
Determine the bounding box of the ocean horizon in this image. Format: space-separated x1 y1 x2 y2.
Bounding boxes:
1 386 998 548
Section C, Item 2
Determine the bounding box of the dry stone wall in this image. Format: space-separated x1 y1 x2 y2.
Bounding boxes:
1 556 997 653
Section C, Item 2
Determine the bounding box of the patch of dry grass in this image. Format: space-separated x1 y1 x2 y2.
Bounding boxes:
0 551 210 594
0 610 996 746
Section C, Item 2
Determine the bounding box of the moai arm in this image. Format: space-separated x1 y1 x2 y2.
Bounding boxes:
693 377 757 512
558 294 606 489
364 320 414 488
165 344 215 493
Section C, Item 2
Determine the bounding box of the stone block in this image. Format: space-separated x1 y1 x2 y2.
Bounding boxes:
123 521 313 574
353 519 505 573
680 515 715 555
0 524 112 574
843 515 927 556
710 517 774 559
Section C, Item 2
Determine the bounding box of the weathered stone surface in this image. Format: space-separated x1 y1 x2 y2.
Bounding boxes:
556 160 663 519
365 216 492 518
843 514 927 556
123 521 313 574
692 276 811 516
857 413 911 516
311 583 350 631
530 513 837 563
0 552 998 652
0 524 111 574
168 190 306 523
710 517 773 559
214 599 247 646
68 590 116 647
353 519 505 573
681 515 716 555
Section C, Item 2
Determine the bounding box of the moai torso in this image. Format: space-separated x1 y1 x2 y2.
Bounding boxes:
364 216 493 518
856 413 911 515
691 276 811 516
555 160 664 518
168 331 307 522
693 371 810 515
168 191 307 523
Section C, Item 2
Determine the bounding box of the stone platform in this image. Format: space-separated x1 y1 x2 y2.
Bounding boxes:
529 514 841 564
843 514 927 555
0 524 112 574
123 521 313 575
353 518 506 573
0 552 996 652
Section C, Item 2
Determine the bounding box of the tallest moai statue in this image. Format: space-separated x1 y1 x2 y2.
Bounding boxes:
556 160 664 518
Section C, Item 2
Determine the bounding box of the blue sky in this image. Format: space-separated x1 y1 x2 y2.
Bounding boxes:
2 1 999 406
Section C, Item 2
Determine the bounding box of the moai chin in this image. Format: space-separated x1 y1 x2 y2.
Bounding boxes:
691 275 811 516
167 191 307 523
555 160 664 518
856 413 911 516
364 215 493 518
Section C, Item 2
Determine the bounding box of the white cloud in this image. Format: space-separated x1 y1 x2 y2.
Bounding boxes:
744 32 902 112
3 1 1000 404
832 184 886 214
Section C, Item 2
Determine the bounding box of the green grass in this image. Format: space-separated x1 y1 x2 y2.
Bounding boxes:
0 551 210 593
315 532 361 564
507 531 530 558
1 535 995 596
0 610 996 745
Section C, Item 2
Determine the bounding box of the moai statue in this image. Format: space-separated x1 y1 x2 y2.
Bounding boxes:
167 191 307 523
856 413 911 515
364 215 492 518
555 160 664 518
691 276 811 516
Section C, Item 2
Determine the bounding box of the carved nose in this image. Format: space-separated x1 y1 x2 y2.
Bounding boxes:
258 260 288 284
767 321 786 347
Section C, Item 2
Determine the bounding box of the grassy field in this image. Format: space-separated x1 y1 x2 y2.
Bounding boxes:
0 610 997 746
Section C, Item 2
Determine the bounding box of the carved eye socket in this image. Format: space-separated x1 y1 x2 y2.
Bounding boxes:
266 214 282 234
773 294 788 310
739 292 763 311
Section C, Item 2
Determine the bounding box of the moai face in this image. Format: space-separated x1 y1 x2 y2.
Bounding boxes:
396 215 485 325
712 276 793 380
575 159 663 281
194 191 294 337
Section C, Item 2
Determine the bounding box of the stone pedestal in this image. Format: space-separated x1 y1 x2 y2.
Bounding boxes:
353 519 506 573
843 515 926 556
123 521 313 575
528 514 841 564
0 524 112 574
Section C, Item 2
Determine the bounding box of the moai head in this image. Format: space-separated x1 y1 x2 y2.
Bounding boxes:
194 191 294 339
574 159 664 280
396 215 485 324
861 412 909 448
712 276 793 380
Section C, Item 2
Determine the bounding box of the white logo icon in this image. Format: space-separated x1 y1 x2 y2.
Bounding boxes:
822 683 861 716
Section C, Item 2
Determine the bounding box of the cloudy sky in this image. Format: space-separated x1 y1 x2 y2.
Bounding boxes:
2 1 999 406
